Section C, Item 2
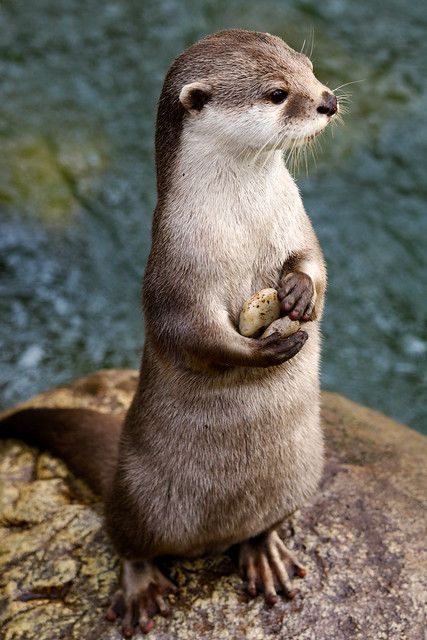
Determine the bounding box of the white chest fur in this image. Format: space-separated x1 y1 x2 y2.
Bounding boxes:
163 131 310 302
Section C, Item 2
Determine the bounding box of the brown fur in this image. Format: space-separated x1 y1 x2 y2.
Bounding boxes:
1 29 334 628
0 408 121 496
155 29 316 201
104 30 330 560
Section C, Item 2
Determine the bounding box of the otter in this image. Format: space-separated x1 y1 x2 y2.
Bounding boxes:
1 29 337 637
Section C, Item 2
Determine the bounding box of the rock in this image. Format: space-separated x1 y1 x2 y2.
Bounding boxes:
0 369 426 639
261 316 301 339
239 288 301 340
239 288 280 337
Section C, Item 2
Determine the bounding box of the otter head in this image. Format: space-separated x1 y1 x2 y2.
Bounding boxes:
171 29 337 155
155 29 338 190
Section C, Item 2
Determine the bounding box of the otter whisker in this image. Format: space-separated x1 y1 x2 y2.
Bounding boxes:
335 89 352 98
308 137 319 170
285 136 300 175
253 129 282 167
261 131 281 170
335 90 352 105
283 136 295 168
336 98 351 106
255 121 292 169
308 28 315 60
337 104 350 116
333 79 365 92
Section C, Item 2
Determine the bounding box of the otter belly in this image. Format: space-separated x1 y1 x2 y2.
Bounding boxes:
122 325 323 556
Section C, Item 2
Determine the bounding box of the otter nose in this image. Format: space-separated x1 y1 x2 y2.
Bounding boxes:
317 92 337 117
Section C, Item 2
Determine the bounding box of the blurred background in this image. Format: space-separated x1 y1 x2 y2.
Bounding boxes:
0 0 426 433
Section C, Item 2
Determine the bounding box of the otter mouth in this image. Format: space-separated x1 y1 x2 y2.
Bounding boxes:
284 129 323 147
298 123 330 144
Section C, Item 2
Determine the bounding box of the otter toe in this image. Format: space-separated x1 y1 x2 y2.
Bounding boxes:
106 560 177 637
239 529 306 604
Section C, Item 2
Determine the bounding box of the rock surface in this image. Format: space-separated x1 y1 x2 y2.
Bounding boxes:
0 369 426 640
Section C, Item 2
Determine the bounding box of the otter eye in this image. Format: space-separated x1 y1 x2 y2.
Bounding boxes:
270 89 288 104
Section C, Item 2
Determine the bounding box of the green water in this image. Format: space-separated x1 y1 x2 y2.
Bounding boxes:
1 0 426 433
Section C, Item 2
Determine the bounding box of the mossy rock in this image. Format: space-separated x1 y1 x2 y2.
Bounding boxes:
0 370 426 639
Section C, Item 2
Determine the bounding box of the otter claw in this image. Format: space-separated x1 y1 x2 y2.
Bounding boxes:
107 560 176 636
239 529 306 604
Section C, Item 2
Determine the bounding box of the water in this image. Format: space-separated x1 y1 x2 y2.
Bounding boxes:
0 0 426 433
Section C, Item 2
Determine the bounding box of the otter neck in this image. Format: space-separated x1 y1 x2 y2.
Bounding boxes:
161 127 294 223
181 127 285 174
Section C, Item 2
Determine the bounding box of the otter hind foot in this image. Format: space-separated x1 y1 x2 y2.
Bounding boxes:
239 529 306 605
106 560 177 637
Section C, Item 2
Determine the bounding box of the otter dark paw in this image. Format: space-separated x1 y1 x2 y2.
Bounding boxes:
239 530 306 605
253 329 308 367
278 272 315 321
106 560 177 637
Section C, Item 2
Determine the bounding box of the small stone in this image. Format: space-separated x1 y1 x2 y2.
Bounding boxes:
239 289 280 337
261 316 300 339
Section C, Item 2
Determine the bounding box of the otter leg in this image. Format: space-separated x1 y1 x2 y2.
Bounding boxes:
239 529 306 605
106 560 177 637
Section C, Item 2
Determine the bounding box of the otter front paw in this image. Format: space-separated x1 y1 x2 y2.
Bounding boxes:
278 272 315 321
252 330 308 367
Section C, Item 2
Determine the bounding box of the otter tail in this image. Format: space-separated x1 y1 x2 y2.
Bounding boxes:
0 408 123 498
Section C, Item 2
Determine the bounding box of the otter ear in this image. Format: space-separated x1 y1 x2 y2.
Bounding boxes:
179 81 212 114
